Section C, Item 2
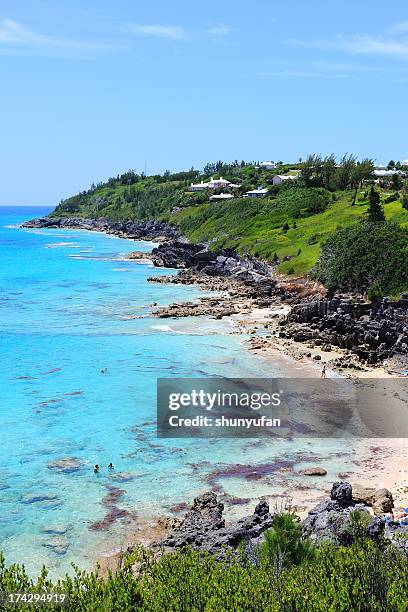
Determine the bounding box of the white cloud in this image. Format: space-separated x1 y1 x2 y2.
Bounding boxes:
335 34 408 57
207 25 232 36
0 18 56 44
0 18 116 54
258 70 348 79
127 24 188 40
387 20 408 34
291 32 408 59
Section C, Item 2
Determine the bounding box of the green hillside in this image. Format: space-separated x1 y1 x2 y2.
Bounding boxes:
167 190 408 275
50 157 408 292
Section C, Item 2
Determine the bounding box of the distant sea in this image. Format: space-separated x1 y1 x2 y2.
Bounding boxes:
0 206 358 578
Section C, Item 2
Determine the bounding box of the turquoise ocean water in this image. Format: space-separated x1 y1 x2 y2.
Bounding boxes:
0 207 357 577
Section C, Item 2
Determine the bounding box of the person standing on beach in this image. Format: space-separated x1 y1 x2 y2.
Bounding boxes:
321 365 326 379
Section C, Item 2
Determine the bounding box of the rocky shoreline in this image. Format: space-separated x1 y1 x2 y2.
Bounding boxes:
22 216 180 243
134 482 408 560
22 216 408 372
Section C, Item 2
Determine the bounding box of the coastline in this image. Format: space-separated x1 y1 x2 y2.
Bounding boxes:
20 216 408 575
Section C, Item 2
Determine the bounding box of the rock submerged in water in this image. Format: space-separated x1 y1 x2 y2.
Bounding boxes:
42 536 70 555
40 525 69 535
299 467 327 476
47 457 82 474
109 472 136 483
21 493 59 505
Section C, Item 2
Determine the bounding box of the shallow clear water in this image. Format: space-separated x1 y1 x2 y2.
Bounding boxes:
0 207 358 578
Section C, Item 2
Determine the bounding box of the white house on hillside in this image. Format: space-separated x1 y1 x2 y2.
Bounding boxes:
209 193 234 201
401 160 408 167
272 174 298 186
245 188 269 198
189 180 210 191
374 169 406 178
189 176 240 192
260 161 277 170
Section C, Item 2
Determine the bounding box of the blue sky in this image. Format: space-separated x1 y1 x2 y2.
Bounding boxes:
1 0 408 204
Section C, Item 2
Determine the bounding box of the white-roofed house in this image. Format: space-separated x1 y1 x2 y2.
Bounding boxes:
260 161 277 170
209 193 234 201
374 169 406 177
207 176 234 189
245 188 269 198
401 160 408 167
272 174 298 186
189 180 211 192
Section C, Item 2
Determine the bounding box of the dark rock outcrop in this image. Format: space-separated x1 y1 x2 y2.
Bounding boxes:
150 243 277 289
280 296 408 364
152 491 274 557
21 216 180 242
302 481 399 545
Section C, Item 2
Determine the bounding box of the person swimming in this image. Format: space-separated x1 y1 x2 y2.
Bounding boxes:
108 462 113 469
94 464 99 473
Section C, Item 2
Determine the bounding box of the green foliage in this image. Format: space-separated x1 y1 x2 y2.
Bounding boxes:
314 221 408 295
367 281 385 302
402 189 408 211
257 513 315 573
49 158 408 282
0 536 407 611
339 509 372 544
300 154 374 192
368 187 385 223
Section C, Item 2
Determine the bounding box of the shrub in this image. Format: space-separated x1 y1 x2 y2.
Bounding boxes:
367 281 385 301
313 221 408 296
0 534 407 610
307 233 320 245
256 513 315 574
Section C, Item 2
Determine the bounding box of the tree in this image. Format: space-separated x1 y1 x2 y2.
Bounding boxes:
387 160 396 169
402 189 408 211
257 513 315 575
368 186 385 222
350 159 374 205
321 154 337 191
300 154 321 187
336 154 357 190
392 173 403 190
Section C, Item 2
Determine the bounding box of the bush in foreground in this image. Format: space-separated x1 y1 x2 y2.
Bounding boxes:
313 221 408 297
0 534 407 611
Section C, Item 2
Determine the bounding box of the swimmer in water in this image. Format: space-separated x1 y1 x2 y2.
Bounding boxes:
94 464 99 473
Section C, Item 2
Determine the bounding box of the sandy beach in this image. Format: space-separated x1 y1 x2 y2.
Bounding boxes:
94 285 408 575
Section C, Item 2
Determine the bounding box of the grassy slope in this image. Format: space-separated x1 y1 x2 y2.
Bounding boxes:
168 191 408 274
51 166 408 276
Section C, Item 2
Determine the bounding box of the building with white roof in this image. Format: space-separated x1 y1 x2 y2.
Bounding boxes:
272 174 298 186
189 176 240 192
189 180 211 191
401 160 408 167
260 161 277 170
245 188 269 198
209 193 234 201
374 169 406 177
